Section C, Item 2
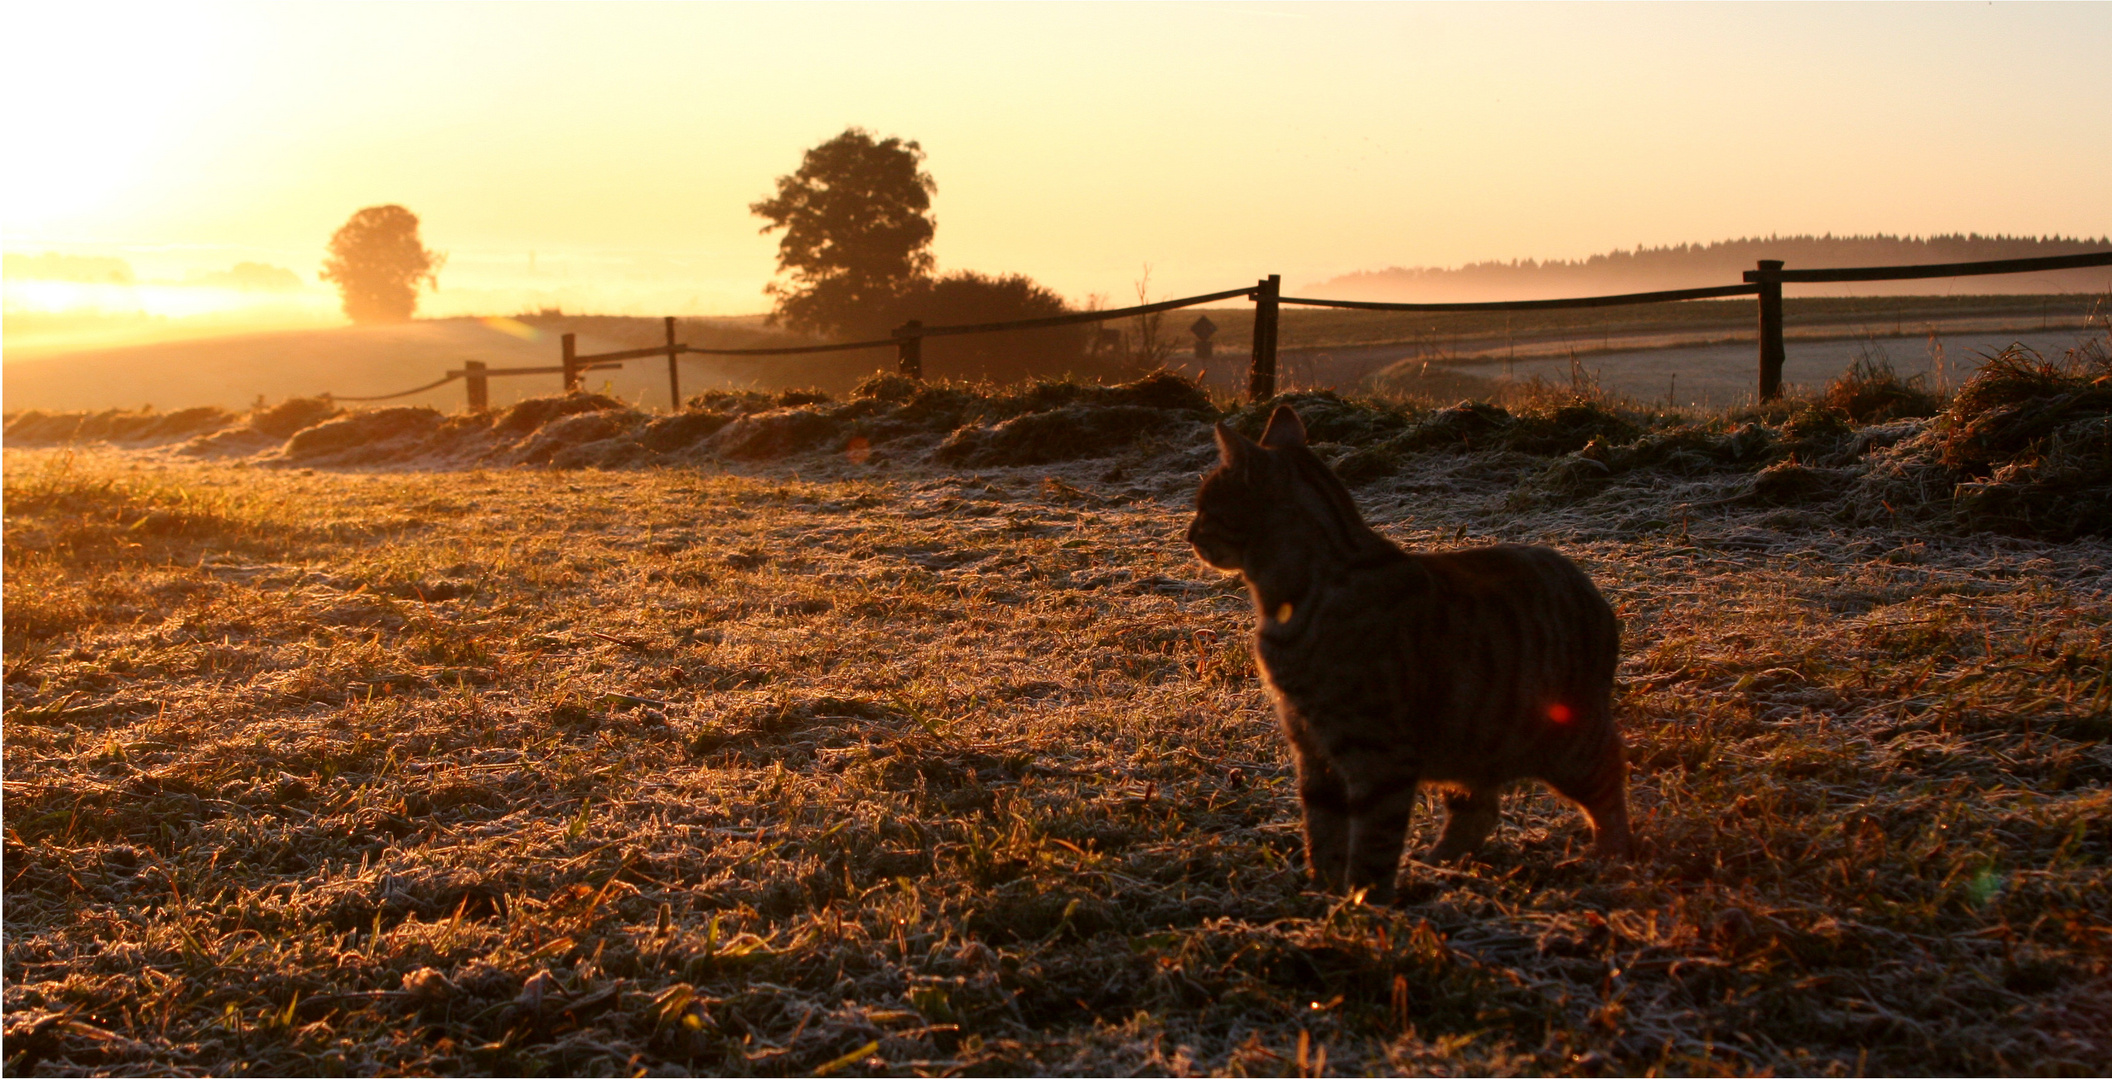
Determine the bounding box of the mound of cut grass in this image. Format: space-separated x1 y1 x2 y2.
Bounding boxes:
1936 341 2112 539
3 405 238 446
1824 351 1942 423
248 396 343 439
4 371 1227 475
283 406 447 463
11 348 2112 540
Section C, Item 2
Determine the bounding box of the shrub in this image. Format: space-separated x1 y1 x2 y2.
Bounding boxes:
888 271 1089 383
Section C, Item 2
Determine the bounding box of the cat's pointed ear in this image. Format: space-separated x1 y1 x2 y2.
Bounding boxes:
1259 405 1307 450
1213 421 1257 466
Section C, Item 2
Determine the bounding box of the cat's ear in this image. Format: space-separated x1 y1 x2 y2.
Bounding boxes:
1259 405 1308 450
1213 421 1257 466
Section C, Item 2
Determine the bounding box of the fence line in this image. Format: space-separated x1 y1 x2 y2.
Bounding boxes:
1277 282 1762 313
327 373 463 402
556 284 1264 396
1754 250 2112 284
337 250 2112 409
901 285 1262 338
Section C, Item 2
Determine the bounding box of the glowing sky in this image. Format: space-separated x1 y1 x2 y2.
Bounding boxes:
5 2 2108 333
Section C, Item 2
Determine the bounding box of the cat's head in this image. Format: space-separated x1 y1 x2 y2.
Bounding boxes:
1189 404 1319 573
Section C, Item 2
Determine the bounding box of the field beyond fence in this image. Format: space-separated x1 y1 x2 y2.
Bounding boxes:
268 251 2112 416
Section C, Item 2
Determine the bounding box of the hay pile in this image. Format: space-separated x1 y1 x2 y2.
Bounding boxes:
1507 338 2112 540
1931 342 2112 539
10 346 2110 539
3 405 238 446
1823 353 1942 423
5 372 1222 475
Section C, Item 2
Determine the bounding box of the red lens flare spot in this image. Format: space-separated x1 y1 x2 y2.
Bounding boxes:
845 436 872 465
1547 702 1573 724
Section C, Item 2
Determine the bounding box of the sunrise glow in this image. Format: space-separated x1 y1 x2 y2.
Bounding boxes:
5 3 2108 356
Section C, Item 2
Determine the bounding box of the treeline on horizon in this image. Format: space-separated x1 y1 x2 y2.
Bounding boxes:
1315 233 2112 301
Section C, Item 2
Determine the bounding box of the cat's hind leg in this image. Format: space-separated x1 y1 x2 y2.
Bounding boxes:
1431 786 1500 862
1548 739 1633 859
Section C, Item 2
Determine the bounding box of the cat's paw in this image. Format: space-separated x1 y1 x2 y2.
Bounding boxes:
1342 881 1398 907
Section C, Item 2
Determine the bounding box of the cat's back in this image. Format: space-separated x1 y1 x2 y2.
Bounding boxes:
1411 543 1609 610
1317 542 1607 616
1281 542 1614 683
1287 542 1614 692
1400 543 1617 659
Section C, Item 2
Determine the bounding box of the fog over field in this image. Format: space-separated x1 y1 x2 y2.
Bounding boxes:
8 295 2104 416
4 321 649 415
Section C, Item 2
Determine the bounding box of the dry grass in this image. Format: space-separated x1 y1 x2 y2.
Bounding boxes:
4 395 2110 1075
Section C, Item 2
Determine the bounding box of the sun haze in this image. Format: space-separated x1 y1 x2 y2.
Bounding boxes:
4 3 2108 351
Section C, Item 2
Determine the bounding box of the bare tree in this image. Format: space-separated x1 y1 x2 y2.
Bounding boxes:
1129 264 1177 371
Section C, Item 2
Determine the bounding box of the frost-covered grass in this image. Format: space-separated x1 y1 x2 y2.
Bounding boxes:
4 393 2109 1075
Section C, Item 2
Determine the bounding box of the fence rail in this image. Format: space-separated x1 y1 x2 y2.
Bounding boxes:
336 250 2112 409
1278 282 1762 312
1750 250 2112 285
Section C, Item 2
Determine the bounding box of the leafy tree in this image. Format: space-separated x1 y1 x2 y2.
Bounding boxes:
750 128 936 337
320 205 443 323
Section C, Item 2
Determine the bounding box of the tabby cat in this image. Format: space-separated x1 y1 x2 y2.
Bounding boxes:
1189 405 1631 902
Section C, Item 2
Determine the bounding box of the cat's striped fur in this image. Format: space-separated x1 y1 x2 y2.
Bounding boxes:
1189 405 1631 902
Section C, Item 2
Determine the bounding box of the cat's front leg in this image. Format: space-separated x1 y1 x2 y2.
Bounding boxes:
1343 778 1419 904
1289 746 1351 891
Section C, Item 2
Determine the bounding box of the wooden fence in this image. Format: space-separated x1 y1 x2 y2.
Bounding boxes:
340 251 2112 408
1277 250 2112 402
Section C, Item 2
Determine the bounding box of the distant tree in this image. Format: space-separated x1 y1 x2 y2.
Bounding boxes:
320 205 443 323
751 128 936 337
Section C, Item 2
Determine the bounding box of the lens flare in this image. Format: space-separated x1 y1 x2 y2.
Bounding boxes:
480 315 541 341
1547 702 1573 724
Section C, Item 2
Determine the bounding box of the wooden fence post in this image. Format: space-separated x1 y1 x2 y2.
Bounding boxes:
1247 274 1281 402
895 320 924 380
664 316 681 411
561 333 580 393
464 360 489 411
1755 260 1785 401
